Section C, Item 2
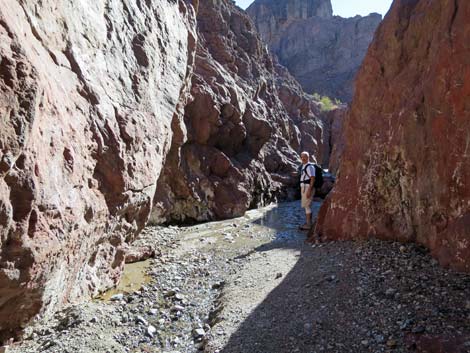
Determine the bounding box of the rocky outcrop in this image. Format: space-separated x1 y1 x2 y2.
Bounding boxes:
326 107 347 174
247 0 382 101
151 0 328 224
0 0 196 340
315 0 470 272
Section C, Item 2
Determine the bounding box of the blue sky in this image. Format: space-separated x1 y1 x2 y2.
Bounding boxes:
235 0 393 17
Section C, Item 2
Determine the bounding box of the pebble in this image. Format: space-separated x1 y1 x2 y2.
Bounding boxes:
193 328 205 338
400 318 414 330
374 334 385 343
175 293 185 301
110 294 124 302
146 325 157 338
171 305 185 312
136 316 148 326
148 309 159 316
411 325 425 334
164 290 176 297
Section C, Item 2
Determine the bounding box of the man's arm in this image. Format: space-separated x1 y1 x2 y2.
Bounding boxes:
307 174 315 198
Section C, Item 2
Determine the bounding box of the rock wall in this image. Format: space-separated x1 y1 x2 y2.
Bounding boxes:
0 0 196 339
315 0 470 272
327 106 347 174
151 0 328 224
247 0 382 101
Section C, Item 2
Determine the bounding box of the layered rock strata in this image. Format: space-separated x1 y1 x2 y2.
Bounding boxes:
0 0 197 339
247 0 382 101
151 0 328 224
315 0 470 272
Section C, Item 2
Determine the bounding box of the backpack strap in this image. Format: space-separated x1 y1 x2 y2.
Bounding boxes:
302 163 313 178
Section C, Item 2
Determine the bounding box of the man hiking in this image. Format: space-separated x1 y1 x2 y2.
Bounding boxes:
298 151 317 230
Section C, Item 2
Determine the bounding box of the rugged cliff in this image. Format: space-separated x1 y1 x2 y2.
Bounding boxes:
151 0 328 224
0 0 329 339
315 0 470 272
247 0 382 101
0 0 196 339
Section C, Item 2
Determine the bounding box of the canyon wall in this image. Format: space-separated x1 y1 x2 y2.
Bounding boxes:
0 0 329 339
247 0 382 102
0 0 197 339
151 0 328 224
315 0 470 272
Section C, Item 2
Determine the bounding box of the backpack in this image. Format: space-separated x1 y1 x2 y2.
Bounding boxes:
301 163 324 189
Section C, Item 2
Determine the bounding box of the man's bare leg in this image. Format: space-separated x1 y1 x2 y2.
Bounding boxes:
305 212 312 227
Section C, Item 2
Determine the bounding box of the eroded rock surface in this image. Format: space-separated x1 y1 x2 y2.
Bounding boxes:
151 0 328 224
0 0 196 339
315 0 470 272
247 0 382 101
326 106 347 174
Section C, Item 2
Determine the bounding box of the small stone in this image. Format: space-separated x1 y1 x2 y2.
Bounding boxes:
411 326 425 334
326 275 336 282
89 317 98 323
212 281 224 289
136 316 148 326
148 309 159 316
110 293 124 301
400 319 414 330
193 328 205 338
386 339 397 348
164 290 176 297
374 334 385 343
147 325 157 338
275 273 283 279
399 246 407 253
171 305 185 312
361 340 369 346
175 293 184 301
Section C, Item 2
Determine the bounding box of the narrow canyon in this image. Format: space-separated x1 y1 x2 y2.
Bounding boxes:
0 0 469 352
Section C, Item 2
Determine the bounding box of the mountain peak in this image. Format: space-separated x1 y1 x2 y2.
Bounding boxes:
247 0 333 20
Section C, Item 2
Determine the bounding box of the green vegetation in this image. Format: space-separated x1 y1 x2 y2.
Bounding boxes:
312 92 341 112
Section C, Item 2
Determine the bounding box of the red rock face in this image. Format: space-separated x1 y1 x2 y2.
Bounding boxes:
0 0 196 340
315 0 470 272
151 0 328 224
327 107 348 174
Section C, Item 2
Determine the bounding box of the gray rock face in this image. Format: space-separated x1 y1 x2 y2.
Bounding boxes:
0 0 196 340
247 0 382 101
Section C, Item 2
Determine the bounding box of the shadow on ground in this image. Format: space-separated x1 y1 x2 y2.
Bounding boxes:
218 203 470 353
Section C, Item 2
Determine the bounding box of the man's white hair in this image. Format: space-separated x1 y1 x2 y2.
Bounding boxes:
301 151 317 164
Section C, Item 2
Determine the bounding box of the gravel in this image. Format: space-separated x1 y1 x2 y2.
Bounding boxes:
8 202 470 353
